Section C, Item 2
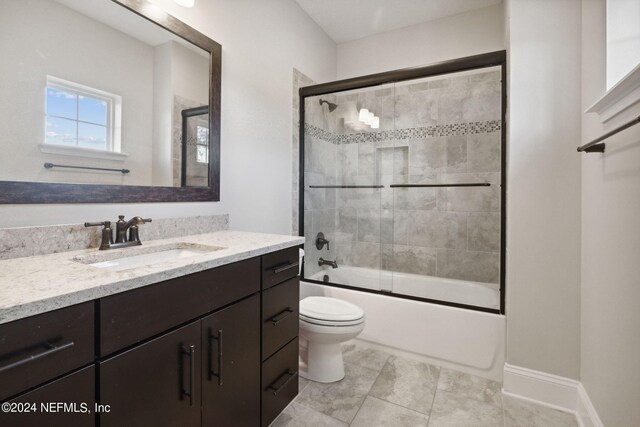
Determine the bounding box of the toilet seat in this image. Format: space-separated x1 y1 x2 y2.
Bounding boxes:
300 297 364 326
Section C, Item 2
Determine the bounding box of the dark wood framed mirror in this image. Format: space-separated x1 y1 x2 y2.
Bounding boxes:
0 0 221 203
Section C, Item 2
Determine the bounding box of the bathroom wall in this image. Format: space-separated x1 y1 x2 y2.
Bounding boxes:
505 0 582 379
303 70 502 286
1 0 337 232
581 1 640 425
336 4 505 79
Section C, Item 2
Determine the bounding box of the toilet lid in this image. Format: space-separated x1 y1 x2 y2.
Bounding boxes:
300 297 364 323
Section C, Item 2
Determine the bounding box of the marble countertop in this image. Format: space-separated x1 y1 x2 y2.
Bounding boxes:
0 231 304 325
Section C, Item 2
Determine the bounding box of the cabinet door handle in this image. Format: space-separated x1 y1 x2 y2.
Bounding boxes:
272 262 299 274
268 308 293 326
0 341 74 373
181 344 195 406
208 329 223 386
268 370 297 396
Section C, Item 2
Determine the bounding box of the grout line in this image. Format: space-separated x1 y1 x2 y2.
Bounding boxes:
425 368 442 426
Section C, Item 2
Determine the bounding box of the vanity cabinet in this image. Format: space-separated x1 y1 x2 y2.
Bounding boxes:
99 257 260 356
0 366 95 427
260 248 300 427
262 276 300 361
0 246 301 427
201 294 260 426
0 301 94 401
262 338 299 427
100 321 202 427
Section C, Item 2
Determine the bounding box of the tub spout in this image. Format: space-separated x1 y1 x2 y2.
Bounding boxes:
318 258 338 269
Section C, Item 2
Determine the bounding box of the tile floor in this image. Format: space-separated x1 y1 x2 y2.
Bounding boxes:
272 341 578 427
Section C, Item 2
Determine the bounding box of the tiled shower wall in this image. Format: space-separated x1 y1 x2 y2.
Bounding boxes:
301 70 502 285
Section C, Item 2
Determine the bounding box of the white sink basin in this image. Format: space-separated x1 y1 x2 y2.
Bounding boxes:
75 243 224 272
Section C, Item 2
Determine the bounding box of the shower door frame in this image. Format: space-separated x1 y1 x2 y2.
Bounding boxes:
299 50 507 315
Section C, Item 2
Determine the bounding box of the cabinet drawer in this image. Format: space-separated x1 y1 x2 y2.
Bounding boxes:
0 365 95 427
0 302 94 401
262 246 299 290
99 257 259 356
262 277 299 360
262 337 298 427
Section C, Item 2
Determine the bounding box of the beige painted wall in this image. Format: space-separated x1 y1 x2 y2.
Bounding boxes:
505 0 582 379
581 1 640 425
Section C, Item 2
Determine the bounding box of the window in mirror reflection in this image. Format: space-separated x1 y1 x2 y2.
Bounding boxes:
196 120 209 164
45 76 122 152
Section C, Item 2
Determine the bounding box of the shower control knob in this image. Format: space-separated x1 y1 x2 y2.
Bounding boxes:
316 232 330 250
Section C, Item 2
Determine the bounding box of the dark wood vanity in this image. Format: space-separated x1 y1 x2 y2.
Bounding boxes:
0 246 300 427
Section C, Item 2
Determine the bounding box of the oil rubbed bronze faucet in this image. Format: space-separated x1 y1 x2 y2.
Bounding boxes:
318 258 338 269
85 215 152 250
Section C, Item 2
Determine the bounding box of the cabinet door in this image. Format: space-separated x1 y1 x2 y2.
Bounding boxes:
0 365 95 427
99 321 201 427
202 294 260 427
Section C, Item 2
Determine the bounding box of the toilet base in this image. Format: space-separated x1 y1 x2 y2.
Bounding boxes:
299 339 345 383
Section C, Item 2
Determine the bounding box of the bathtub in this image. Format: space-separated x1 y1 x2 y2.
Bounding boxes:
301 265 505 381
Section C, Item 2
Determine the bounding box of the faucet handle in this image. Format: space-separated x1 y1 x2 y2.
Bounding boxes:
315 232 330 250
127 218 152 243
84 221 113 250
84 221 109 228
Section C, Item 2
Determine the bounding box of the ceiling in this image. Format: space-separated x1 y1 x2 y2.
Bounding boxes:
295 0 501 44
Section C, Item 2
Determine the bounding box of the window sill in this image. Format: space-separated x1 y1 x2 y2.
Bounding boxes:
586 63 640 123
39 144 129 161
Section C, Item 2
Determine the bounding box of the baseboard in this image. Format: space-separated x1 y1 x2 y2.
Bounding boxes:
503 364 603 427
576 383 604 427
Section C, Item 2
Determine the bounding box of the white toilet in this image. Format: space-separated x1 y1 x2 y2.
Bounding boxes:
298 296 365 383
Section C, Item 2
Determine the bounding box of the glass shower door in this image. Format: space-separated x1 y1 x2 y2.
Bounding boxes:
389 67 503 310
302 83 395 293
300 59 504 312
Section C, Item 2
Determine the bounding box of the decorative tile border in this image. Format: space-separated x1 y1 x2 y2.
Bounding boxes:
304 124 335 142
305 120 501 145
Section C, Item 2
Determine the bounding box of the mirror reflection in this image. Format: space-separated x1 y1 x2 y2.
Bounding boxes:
0 0 210 187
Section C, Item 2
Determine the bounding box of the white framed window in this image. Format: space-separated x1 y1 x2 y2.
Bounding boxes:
606 0 640 90
196 119 209 163
44 76 122 152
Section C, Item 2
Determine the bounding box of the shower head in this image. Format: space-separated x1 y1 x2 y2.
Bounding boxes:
319 98 338 112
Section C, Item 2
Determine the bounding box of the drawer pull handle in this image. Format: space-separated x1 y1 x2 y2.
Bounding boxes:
181 344 195 407
209 329 223 386
0 341 75 373
268 308 294 326
272 262 299 274
268 369 297 396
